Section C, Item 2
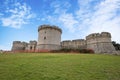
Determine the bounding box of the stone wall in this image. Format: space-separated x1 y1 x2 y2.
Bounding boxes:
36 44 61 50
61 39 86 49
12 40 37 51
12 41 28 51
26 41 37 51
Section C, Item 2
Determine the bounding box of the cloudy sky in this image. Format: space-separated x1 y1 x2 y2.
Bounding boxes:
0 0 120 50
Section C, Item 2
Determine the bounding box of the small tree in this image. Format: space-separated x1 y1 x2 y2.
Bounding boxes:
112 41 120 50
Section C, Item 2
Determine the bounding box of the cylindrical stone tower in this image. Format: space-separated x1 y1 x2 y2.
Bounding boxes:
86 32 116 53
36 25 62 50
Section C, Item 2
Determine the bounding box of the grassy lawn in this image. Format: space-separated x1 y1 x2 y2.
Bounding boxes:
0 53 120 80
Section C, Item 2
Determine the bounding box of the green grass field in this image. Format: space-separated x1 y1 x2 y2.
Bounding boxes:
0 53 120 80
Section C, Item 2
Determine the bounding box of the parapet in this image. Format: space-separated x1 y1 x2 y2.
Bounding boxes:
72 39 85 42
22 42 28 46
13 41 21 44
38 24 62 33
86 33 100 40
86 32 111 40
101 32 111 37
29 40 37 45
13 41 28 45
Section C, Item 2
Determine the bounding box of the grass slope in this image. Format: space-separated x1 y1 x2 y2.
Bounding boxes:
0 53 120 80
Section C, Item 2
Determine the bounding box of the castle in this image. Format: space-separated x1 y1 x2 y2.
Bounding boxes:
12 25 116 53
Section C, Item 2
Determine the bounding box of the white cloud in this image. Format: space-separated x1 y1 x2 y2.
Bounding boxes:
1 2 35 28
50 1 71 14
87 0 120 42
47 1 78 32
40 0 120 43
75 0 120 43
46 13 78 32
59 13 78 32
78 0 94 7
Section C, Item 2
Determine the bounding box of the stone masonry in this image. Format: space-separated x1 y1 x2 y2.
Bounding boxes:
36 25 62 50
11 24 116 53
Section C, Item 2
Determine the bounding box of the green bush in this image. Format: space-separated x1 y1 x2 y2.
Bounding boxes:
51 48 94 53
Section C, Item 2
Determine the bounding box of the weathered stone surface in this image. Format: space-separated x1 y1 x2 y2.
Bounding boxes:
61 39 86 49
86 32 116 53
12 41 37 51
60 32 116 53
12 41 28 51
36 44 61 50
26 41 37 51
36 25 62 50
11 25 116 53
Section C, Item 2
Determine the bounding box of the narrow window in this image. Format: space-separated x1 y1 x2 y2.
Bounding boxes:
44 37 46 40
30 46 32 50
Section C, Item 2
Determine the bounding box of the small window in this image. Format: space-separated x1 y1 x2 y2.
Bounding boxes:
44 37 46 40
30 46 32 50
45 31 46 33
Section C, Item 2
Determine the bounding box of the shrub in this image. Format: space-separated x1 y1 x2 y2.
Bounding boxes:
51 48 94 53
78 49 94 53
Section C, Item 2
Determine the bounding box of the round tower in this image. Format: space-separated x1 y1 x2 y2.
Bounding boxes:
36 25 62 50
86 32 116 53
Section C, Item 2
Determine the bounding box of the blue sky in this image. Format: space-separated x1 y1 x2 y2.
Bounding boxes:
0 0 120 50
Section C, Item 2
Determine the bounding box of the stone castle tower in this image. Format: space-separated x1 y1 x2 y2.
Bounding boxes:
12 41 27 51
86 32 116 53
11 24 116 53
36 25 62 50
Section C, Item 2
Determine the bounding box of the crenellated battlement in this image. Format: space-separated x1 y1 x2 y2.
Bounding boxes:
29 40 37 45
13 41 21 44
38 25 62 33
13 41 28 45
101 32 111 38
86 32 111 40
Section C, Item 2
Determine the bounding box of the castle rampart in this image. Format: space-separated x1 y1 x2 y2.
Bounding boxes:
61 39 86 49
11 24 116 53
61 40 72 48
